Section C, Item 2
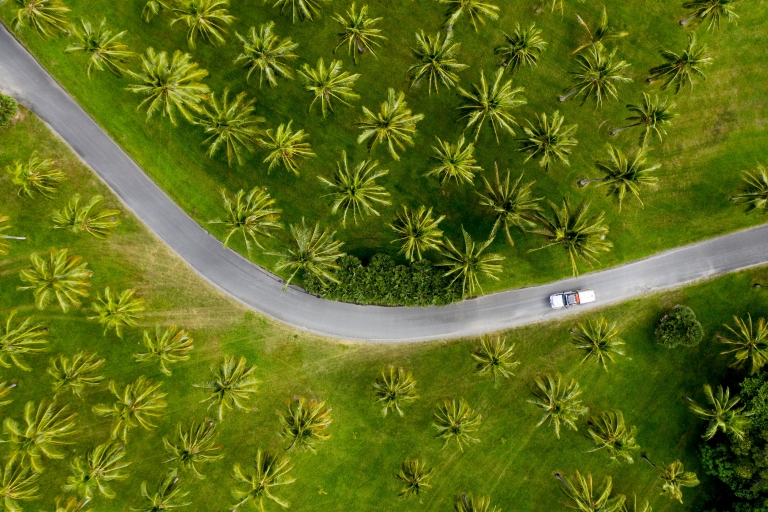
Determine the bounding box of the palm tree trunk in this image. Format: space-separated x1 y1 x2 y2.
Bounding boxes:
578 178 602 188
610 123 642 136
0 235 26 240
641 452 659 470
553 472 571 489
679 13 699 26
558 89 579 102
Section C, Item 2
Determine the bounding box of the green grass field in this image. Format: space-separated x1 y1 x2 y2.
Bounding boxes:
1 0 766 295
1 106 765 511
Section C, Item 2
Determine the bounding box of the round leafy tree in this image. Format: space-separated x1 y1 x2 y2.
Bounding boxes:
655 305 703 348
0 94 18 128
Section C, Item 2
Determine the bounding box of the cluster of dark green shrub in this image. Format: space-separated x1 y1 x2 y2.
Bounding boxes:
656 304 704 348
303 254 462 306
0 93 18 128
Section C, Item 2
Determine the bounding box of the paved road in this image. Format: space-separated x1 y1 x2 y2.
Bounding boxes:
2 25 766 342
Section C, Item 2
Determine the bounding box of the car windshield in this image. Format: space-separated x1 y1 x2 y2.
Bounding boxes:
566 293 578 305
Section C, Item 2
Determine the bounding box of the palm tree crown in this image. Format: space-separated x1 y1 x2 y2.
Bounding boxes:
270 0 326 23
559 45 631 107
12 0 69 38
395 458 433 499
647 34 712 93
594 145 660 210
357 89 424 160
427 135 482 185
4 399 78 471
234 23 298 87
439 0 500 32
0 215 25 256
278 397 333 453
458 69 526 142
298 58 361 117
0 311 49 371
93 376 168 441
88 287 145 338
170 0 234 48
210 187 282 256
48 351 105 397
64 441 130 499
496 23 547 73
231 450 295 510
52 194 121 238
65 19 134 77
258 121 315 175
718 314 768 374
477 165 542 246
142 0 170 22
136 471 190 511
439 228 503 298
163 419 223 478
0 458 40 510
454 492 499 512
530 197 612 276
569 317 625 370
373 366 418 417
685 384 752 440
7 151 66 198
433 398 482 451
642 456 700 504
196 355 258 420
408 31 468 94
681 0 738 30
128 48 210 124
472 335 520 385
611 93 677 147
517 110 578 171
18 248 92 312
529 374 587 438
333 3 385 64
572 7 628 56
731 167 768 214
390 205 445 262
134 325 195 376
555 471 626 512
586 410 640 463
195 90 265 166
272 219 345 289
319 151 390 226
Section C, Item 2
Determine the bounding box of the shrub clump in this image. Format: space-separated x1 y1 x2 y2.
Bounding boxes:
0 94 18 128
655 305 704 348
304 254 461 307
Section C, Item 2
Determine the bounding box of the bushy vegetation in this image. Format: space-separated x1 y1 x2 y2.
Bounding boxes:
0 93 18 128
656 305 704 348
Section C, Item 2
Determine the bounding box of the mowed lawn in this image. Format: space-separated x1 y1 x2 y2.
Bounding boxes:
1 0 766 295
0 107 765 511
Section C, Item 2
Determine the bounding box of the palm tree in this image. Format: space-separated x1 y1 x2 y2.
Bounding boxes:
258 121 315 175
93 376 168 442
333 3 385 64
278 397 333 453
88 287 145 338
433 398 482 450
685 384 752 440
64 441 130 499
18 248 92 312
477 165 542 246
439 0 499 32
163 419 223 478
231 450 295 510
0 311 48 371
134 326 194 376
7 151 66 198
48 351 105 397
680 0 737 30
571 7 628 56
270 0 325 22
272 219 345 289
625 495 652 512
569 317 625 370
4 400 78 471
530 197 612 276
196 355 258 420
641 455 699 504
0 383 16 408
319 152 390 226
528 374 587 438
357 89 424 160
135 471 190 511
234 23 298 87
52 496 92 512
731 167 768 214
439 228 504 298
395 458 433 499
517 111 578 171
0 214 26 256
646 34 712 93
454 493 499 512
12 0 69 38
170 0 234 48
65 19 134 77
718 314 768 374
427 135 482 185
0 458 40 510
592 146 660 211
195 90 265 166
52 194 121 238
586 411 639 463
373 366 418 417
555 471 626 511
390 205 445 262
496 23 547 73
408 32 467 96
559 46 631 107
142 0 170 22
610 93 677 147
472 335 520 385
298 58 361 117
458 69 526 142
210 188 282 257
127 48 210 125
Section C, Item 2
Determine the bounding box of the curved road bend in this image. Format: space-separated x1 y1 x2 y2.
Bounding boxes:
2 24 767 342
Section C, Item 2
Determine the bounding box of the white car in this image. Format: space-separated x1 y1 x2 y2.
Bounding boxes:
549 289 596 309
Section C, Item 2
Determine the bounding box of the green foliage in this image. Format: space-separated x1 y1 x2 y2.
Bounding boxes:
0 94 19 128
569 316 625 370
586 410 640 463
426 135 482 185
408 31 467 94
65 19 134 77
517 110 578 171
196 355 258 420
3 399 78 471
12 0 70 38
372 366 418 417
453 492 499 512
496 23 547 73
273 219 345 289
395 458 433 499
318 152 390 226
210 187 282 256
0 311 48 371
611 93 677 147
433 398 482 451
477 165 541 246
559 45 632 107
439 0 499 32
64 441 130 499
234 22 298 87
439 228 503 298
135 470 190 511
681 0 738 30
472 335 520 385
390 205 445 262
529 374 587 438
93 376 168 441
718 314 768 375
170 0 234 48
18 248 91 312
457 68 525 142
303 254 460 306
643 456 700 504
687 384 752 440
88 287 145 338
258 121 315 175
731 166 768 214
555 471 626 512
195 90 265 166
655 305 704 348
278 397 332 453
52 194 120 238
7 151 66 198
647 34 712 94
298 58 360 117
134 325 195 376
269 0 325 23
231 449 295 510
356 88 424 161
0 458 40 510
571 7 628 56
163 419 223 479
48 351 105 397
0 382 16 408
332 3 385 64
142 0 170 22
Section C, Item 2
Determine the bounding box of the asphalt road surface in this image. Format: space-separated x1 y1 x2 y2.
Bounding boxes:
2 24 766 342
